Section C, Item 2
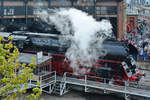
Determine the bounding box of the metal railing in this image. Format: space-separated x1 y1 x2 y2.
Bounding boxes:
39 71 56 87
60 72 67 95
62 72 150 98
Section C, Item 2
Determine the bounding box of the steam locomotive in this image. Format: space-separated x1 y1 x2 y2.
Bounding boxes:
51 40 145 85
0 31 145 85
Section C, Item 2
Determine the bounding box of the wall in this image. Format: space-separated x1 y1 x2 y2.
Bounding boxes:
0 0 125 39
117 0 126 39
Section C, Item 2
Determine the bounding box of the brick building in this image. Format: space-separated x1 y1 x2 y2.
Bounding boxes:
0 0 126 39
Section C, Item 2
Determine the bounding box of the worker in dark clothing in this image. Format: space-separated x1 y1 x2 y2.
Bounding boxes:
128 42 138 60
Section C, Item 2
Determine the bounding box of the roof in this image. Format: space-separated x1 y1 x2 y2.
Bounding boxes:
17 53 51 65
13 31 60 37
11 35 28 40
0 32 11 37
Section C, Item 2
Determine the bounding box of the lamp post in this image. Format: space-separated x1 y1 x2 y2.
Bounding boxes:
24 0 28 24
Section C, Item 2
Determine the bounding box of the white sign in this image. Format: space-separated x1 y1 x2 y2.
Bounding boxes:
4 8 14 16
37 51 43 59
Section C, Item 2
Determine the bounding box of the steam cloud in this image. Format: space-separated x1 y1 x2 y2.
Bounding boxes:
37 8 112 74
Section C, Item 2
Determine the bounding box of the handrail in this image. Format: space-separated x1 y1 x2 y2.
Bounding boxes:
65 72 126 83
64 72 150 90
40 71 56 84
60 72 67 95
40 71 56 78
40 76 55 82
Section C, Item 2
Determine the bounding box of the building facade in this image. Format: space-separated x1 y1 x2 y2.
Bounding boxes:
0 0 125 39
128 0 150 6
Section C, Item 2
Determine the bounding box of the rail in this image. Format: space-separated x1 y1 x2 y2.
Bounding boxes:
62 72 150 98
39 71 56 87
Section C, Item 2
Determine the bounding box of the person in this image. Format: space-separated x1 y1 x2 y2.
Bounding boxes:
143 45 149 60
147 44 150 59
139 47 144 60
141 42 149 60
128 41 138 60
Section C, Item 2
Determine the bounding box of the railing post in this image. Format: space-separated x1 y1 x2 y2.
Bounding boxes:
60 84 62 95
29 77 32 88
125 81 127 91
85 75 87 92
54 71 56 83
49 84 52 93
124 81 130 100
40 76 42 84
60 72 67 95
40 76 42 90
64 72 66 82
104 78 106 93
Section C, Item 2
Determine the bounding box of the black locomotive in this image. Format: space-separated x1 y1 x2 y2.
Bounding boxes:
0 31 145 85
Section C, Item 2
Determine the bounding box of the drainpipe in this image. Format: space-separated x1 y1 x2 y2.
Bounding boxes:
48 0 51 8
94 0 96 19
124 0 127 35
25 0 28 24
71 0 74 7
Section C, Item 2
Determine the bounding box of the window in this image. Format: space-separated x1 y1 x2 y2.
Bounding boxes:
96 7 101 14
74 6 94 14
101 7 107 15
96 6 117 15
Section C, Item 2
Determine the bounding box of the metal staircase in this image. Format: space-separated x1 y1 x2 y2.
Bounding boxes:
38 71 69 95
52 81 62 95
39 71 56 94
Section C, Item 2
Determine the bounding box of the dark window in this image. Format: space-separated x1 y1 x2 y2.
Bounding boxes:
96 6 117 15
74 6 94 14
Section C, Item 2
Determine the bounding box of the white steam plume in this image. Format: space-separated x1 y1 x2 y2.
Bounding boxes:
37 8 112 74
